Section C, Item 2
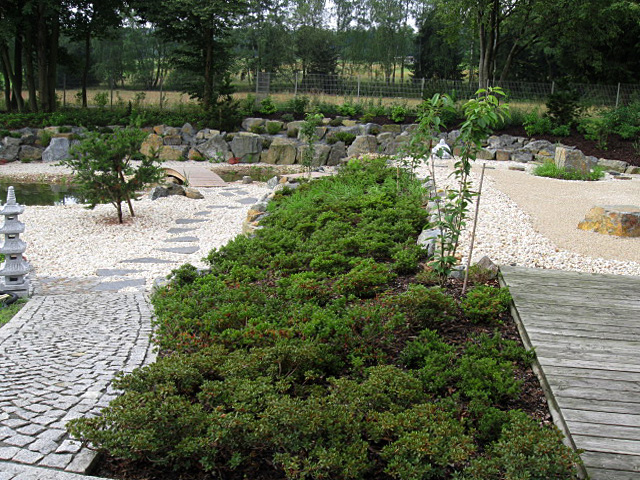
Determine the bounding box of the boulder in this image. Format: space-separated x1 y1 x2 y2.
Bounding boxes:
474 256 499 279
265 120 284 133
476 147 496 160
347 135 378 157
187 148 206 161
381 124 402 134
555 146 597 174
195 129 221 142
153 125 166 135
184 187 204 199
495 149 512 161
327 141 347 166
377 132 396 155
297 143 331 166
230 132 262 163
158 145 188 161
626 165 640 174
360 123 382 135
197 134 232 162
0 144 19 162
598 158 628 173
578 205 640 237
298 126 327 141
241 118 266 131
164 127 180 136
286 121 304 137
181 123 195 136
140 134 164 156
150 183 185 200
264 137 298 165
163 134 183 145
3 136 22 147
342 119 358 127
417 228 443 257
18 146 43 162
512 152 533 163
42 137 70 163
523 139 555 155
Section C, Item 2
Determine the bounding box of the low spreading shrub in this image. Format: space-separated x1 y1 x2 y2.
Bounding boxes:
533 160 605 181
460 285 512 324
68 158 580 480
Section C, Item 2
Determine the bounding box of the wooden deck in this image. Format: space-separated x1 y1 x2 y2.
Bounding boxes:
164 165 227 187
499 266 640 480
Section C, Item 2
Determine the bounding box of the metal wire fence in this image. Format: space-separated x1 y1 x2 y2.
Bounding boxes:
240 72 640 107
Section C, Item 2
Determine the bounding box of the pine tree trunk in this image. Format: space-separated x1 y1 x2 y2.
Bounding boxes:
82 30 90 108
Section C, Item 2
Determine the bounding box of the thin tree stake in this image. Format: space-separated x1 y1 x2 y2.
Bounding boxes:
462 163 486 294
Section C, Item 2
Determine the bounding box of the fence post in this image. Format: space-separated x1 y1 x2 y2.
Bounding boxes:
616 82 621 108
63 74 66 108
421 78 425 98
357 77 361 99
551 81 555 95
159 76 164 109
109 76 113 109
294 72 298 96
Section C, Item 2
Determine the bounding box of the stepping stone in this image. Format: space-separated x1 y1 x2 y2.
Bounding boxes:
235 189 249 195
194 211 212 216
93 279 146 291
167 227 197 234
226 206 242 209
165 236 199 243
219 192 236 197
236 197 259 205
208 205 227 209
156 246 200 254
120 257 176 264
175 218 207 224
96 268 141 277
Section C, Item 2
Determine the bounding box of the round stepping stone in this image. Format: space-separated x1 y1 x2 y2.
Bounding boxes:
120 257 176 264
156 246 200 254
219 191 236 197
96 268 141 277
236 197 259 205
175 218 207 224
234 189 249 195
165 236 199 243
167 227 197 234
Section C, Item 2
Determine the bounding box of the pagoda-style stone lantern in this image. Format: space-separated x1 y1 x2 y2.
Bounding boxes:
0 187 31 297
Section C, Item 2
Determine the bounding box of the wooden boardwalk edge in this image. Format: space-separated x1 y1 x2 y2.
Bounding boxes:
498 271 590 479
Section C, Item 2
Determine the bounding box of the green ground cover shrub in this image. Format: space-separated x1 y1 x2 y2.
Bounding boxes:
68 158 580 479
533 160 605 181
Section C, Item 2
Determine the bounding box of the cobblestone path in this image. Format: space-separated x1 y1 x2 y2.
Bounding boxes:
0 292 155 477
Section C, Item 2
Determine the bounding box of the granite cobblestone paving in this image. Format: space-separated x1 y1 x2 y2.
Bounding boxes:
0 293 156 475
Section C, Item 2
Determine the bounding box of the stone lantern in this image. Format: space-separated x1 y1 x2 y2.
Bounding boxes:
0 187 31 297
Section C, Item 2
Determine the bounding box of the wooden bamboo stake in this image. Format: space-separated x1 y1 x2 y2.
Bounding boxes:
462 162 486 294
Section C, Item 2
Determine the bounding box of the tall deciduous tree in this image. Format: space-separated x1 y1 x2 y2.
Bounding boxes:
132 0 248 110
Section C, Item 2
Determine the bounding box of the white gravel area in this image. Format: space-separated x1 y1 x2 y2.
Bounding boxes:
3 157 640 293
19 181 270 289
416 160 640 277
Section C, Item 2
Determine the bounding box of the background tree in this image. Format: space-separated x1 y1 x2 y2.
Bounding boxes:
413 9 464 80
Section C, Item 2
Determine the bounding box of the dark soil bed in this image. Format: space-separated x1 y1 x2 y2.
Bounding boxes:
89 276 552 480
497 125 640 166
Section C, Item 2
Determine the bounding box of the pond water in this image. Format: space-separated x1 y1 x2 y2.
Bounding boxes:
0 181 83 206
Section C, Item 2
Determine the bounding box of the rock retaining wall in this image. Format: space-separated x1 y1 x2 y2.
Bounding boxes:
1 120 638 175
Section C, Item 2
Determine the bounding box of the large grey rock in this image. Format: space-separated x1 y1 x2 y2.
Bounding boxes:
42 137 70 163
18 145 43 162
417 228 443 257
264 137 298 165
230 132 262 163
476 147 496 160
286 121 304 137
377 132 396 155
181 123 195 136
158 145 188 161
0 144 19 162
297 143 331 166
598 158 628 173
2 136 22 147
150 183 185 200
347 135 378 157
197 134 232 162
555 146 597 173
241 118 266 131
626 165 640 174
184 187 204 199
298 126 327 141
327 141 347 166
523 139 555 157
360 123 382 135
195 128 221 142
512 152 534 163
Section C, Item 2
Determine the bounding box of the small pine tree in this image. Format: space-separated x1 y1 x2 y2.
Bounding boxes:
63 128 164 223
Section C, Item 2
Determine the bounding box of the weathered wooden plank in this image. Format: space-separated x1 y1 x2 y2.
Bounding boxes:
538 356 640 374
533 342 640 360
567 422 640 441
522 317 640 335
526 326 639 343
553 387 640 405
563 410 640 428
582 451 640 472
510 291 640 310
556 397 640 415
580 451 640 472
504 280 640 299
546 377 640 397
574 435 640 456
501 265 640 285
543 365 640 383
515 304 640 324
586 467 640 480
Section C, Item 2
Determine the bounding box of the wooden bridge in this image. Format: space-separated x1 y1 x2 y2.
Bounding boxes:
163 165 226 187
500 266 640 480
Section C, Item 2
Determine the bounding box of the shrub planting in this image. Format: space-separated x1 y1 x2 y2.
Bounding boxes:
68 158 581 479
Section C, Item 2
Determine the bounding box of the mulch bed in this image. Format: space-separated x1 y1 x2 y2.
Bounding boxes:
496 126 640 166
